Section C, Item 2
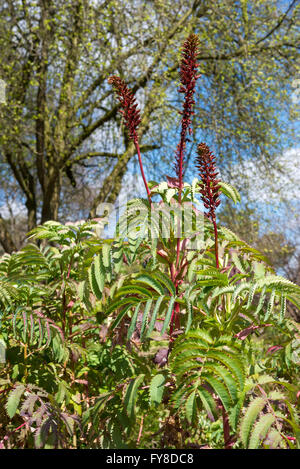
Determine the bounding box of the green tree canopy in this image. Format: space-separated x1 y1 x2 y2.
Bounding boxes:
0 0 299 252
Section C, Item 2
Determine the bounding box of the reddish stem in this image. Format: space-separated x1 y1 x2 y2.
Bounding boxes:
222 405 233 449
169 301 181 342
133 135 152 206
176 237 181 269
177 142 185 204
137 416 144 446
1 421 28 446
212 219 219 269
14 422 27 432
169 265 180 341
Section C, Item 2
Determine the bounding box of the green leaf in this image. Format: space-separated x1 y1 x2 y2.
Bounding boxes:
185 390 197 424
115 285 153 299
186 329 213 345
279 294 286 322
246 282 259 309
102 243 111 268
135 274 165 295
127 303 141 340
149 373 166 406
6 385 26 418
264 289 276 321
255 285 266 316
248 413 276 449
218 182 241 204
208 364 238 402
140 299 153 339
232 253 247 274
146 295 164 337
198 387 218 421
240 397 266 447
232 282 250 302
106 297 139 315
124 374 145 419
196 276 228 287
153 271 176 297
165 188 176 203
188 258 198 283
161 296 176 335
110 304 133 331
185 296 193 333
207 350 245 389
88 256 104 300
202 374 231 412
229 392 246 431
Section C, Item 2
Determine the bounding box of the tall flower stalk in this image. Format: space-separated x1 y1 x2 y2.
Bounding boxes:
175 33 200 204
107 76 152 205
195 142 221 268
196 142 228 444
168 35 200 340
174 34 200 276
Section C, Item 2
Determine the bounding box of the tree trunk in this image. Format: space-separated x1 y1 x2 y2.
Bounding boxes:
26 198 37 232
89 148 135 218
41 171 62 223
0 215 16 253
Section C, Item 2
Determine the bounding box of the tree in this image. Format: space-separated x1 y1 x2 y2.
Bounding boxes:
219 200 296 269
1 30 300 451
219 199 300 321
0 0 207 245
0 0 299 252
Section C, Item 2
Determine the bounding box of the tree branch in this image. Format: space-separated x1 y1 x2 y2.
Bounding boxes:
255 0 298 46
69 0 207 160
71 144 159 165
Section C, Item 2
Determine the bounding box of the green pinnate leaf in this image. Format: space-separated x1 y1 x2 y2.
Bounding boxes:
248 413 276 449
240 397 266 448
198 387 218 421
102 243 111 268
6 384 26 418
135 274 165 295
218 182 241 204
161 296 176 335
185 390 197 424
149 373 166 406
124 374 145 419
127 303 141 340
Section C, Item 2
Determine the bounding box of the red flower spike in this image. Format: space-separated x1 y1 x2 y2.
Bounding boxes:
107 76 141 140
174 34 200 201
196 142 221 268
195 143 221 222
108 76 152 203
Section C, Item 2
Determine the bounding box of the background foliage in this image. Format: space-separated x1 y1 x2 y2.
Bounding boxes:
0 0 299 259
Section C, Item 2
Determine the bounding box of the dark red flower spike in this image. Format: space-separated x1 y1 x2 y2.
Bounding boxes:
195 143 221 222
196 142 221 268
175 34 200 202
108 76 151 203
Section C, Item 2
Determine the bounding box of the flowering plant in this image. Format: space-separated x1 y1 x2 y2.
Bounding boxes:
1 35 299 450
